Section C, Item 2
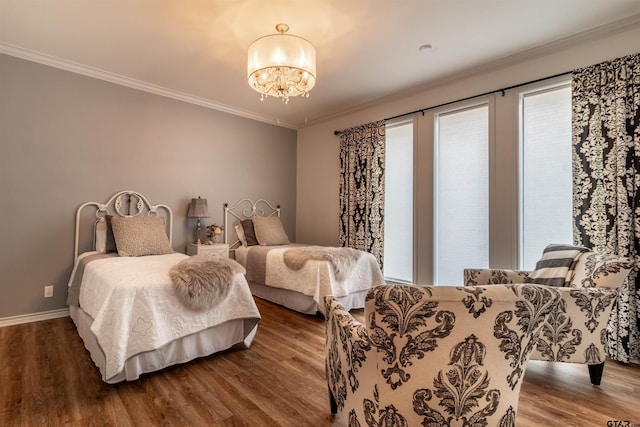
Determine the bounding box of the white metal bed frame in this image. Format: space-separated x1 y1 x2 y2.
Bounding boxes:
223 198 280 250
73 189 173 261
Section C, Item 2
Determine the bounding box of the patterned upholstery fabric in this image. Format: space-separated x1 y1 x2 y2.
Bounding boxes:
571 252 633 289
464 250 632 385
325 283 560 426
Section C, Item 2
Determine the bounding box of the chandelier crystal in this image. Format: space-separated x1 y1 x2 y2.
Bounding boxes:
247 24 316 104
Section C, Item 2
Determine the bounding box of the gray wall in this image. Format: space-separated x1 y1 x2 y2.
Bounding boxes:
0 54 297 319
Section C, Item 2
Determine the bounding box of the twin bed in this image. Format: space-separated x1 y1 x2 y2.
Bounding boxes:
224 199 385 315
67 191 260 384
67 191 383 383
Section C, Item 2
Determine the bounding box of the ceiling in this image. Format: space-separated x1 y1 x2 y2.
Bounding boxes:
2 1 640 129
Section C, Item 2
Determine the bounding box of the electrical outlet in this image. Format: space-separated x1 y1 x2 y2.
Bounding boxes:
44 285 53 298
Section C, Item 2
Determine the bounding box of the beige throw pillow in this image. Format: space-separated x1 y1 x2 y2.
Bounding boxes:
111 216 173 257
252 216 290 246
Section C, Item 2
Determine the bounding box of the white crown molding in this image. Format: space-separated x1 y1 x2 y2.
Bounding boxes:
0 308 69 328
0 42 298 130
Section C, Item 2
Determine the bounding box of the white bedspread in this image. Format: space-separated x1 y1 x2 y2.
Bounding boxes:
71 252 260 381
236 244 385 308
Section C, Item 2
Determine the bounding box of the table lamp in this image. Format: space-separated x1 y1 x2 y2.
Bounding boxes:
187 196 209 244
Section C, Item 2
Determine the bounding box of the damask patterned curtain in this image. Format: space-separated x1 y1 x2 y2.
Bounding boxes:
572 52 640 364
339 120 385 269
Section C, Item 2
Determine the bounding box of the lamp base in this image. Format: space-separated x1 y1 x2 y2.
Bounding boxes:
194 219 203 245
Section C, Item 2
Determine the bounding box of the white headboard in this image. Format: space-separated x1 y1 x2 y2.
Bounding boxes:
74 190 173 261
223 199 280 249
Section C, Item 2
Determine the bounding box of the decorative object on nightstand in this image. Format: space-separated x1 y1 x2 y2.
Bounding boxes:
187 197 209 244
206 223 224 244
186 243 229 258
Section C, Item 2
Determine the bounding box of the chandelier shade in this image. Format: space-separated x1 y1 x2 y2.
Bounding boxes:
247 24 316 103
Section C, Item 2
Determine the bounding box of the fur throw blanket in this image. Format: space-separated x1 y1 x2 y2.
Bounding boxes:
283 246 362 282
169 255 245 311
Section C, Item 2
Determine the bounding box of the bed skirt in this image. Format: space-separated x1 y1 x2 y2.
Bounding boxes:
69 305 258 383
247 281 367 315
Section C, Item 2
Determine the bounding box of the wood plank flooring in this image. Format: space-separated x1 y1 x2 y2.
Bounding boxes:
1 297 639 426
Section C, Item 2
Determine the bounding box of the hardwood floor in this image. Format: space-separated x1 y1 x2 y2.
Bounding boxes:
1 297 639 426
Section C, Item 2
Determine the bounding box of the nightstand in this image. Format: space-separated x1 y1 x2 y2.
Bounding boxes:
186 243 229 258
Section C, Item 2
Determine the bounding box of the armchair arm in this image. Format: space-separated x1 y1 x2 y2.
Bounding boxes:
464 268 531 286
532 286 618 366
324 297 376 419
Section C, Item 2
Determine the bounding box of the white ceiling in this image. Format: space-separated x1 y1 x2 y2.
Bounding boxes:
2 1 640 129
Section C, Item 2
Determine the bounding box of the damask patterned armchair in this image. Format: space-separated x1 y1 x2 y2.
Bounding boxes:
325 283 560 426
464 246 633 386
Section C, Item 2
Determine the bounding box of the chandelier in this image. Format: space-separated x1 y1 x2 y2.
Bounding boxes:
247 24 316 104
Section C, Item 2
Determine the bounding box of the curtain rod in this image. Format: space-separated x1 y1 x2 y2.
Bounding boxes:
333 70 572 135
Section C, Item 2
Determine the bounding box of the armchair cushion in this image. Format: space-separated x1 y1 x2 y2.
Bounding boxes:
571 252 633 289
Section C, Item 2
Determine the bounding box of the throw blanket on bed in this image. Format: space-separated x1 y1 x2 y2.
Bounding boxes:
67 252 260 382
169 255 246 310
283 246 361 282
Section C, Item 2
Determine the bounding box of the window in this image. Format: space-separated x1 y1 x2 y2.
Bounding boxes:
384 121 414 282
435 104 489 284
375 77 571 286
519 84 572 270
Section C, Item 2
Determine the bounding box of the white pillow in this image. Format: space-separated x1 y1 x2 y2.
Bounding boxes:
95 220 107 253
235 223 247 246
252 216 290 246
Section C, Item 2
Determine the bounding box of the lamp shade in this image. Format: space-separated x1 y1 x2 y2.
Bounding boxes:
247 23 316 103
187 197 209 218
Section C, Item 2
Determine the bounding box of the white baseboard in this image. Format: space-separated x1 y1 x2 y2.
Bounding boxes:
0 308 70 328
